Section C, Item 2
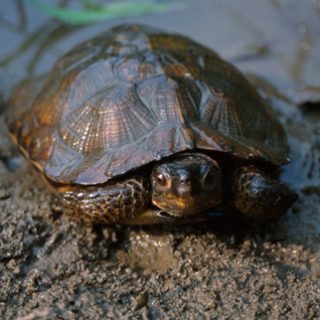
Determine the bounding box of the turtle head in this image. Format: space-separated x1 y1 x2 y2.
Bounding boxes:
151 153 223 217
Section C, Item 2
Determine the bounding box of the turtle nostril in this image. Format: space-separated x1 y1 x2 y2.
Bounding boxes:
176 173 193 197
179 174 191 185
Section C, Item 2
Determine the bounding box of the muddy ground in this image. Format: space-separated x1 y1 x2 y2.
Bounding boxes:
0 1 320 319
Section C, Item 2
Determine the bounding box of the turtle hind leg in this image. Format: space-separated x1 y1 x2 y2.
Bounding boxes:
231 166 298 220
52 177 151 224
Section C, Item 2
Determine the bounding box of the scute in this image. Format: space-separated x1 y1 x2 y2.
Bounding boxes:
5 24 289 185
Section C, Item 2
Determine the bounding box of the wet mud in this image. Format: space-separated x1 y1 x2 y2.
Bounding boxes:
0 1 320 319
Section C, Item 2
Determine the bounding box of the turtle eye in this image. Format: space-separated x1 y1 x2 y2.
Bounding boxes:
202 171 215 187
156 173 168 187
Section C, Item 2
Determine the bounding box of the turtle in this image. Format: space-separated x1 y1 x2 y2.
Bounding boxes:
5 24 297 224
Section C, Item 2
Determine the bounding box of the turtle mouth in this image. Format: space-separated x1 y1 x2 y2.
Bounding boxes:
153 198 221 219
155 207 224 223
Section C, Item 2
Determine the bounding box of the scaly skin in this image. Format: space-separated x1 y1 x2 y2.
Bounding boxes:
52 177 151 224
231 166 298 219
50 156 298 224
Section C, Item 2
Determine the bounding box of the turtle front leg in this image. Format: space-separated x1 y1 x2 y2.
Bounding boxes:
231 166 298 219
51 177 152 224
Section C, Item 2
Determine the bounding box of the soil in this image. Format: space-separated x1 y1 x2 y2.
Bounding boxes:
0 1 320 319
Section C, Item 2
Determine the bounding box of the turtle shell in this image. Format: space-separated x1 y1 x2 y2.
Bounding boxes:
5 24 289 185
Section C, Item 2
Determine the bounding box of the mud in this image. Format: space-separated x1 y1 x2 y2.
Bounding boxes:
1 1 320 319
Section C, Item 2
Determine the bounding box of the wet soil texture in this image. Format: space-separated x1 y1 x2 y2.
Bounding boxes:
0 1 320 319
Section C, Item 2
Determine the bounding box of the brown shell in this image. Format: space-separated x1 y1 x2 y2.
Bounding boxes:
5 24 289 185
